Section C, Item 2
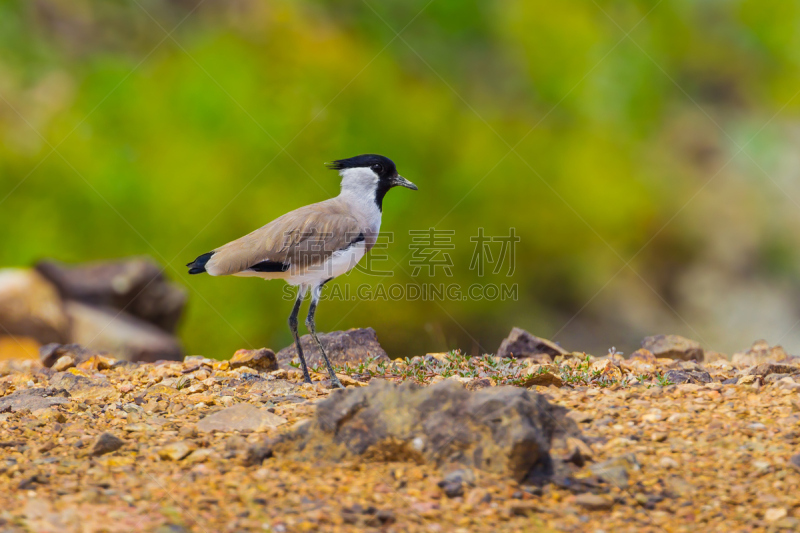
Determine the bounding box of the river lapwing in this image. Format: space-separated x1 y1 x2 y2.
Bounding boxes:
187 154 417 388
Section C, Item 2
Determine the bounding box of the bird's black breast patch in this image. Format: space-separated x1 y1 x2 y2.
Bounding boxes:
249 260 290 272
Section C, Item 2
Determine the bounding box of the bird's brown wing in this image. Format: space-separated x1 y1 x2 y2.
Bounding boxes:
205 200 364 276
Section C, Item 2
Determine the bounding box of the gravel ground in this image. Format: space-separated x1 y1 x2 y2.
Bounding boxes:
1 342 800 532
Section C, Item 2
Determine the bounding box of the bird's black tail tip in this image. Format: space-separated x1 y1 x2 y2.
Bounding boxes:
187 251 214 275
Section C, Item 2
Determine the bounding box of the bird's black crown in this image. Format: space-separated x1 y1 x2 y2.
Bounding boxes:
326 154 397 179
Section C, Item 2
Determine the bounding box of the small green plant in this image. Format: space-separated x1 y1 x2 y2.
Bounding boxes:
655 373 673 387
175 375 190 390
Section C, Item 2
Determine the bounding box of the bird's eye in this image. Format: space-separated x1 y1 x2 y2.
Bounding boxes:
371 163 384 174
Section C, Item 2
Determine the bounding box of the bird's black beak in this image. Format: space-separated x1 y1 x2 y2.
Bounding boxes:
393 174 418 190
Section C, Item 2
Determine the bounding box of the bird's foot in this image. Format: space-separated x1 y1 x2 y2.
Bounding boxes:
329 373 345 389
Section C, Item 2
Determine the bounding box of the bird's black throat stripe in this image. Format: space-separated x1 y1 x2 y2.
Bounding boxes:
374 181 391 212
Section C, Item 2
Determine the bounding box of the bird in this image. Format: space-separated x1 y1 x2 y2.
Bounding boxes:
186 154 417 388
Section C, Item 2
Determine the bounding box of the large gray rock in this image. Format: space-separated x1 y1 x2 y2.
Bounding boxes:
276 328 389 370
252 380 580 482
496 327 568 361
66 301 182 362
0 269 69 344
641 334 704 362
36 257 187 333
0 388 70 413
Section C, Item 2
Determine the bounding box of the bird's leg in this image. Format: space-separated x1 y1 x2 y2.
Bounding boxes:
288 286 312 384
306 282 344 389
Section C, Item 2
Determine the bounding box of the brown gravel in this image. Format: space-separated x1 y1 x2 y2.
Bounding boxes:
1 341 800 532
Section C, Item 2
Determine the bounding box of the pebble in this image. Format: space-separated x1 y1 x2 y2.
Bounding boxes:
196 403 287 432
52 355 75 372
658 456 679 469
89 432 125 456
158 441 196 461
574 494 614 511
765 508 788 522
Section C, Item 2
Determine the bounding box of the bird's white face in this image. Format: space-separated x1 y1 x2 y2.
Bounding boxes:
339 167 380 198
333 154 416 213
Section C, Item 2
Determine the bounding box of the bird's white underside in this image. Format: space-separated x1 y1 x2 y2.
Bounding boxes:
230 240 367 288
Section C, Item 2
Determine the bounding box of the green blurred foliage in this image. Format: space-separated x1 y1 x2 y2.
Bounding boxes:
1 0 800 357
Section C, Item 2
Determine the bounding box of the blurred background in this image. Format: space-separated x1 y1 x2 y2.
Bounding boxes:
2 0 800 360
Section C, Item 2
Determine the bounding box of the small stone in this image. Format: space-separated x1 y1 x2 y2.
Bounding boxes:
566 437 594 461
52 355 75 372
641 334 703 362
665 369 711 384
522 372 563 388
496 327 568 359
466 378 492 391
509 501 544 516
32 408 66 423
567 411 594 423
466 488 491 506
589 454 638 490
184 448 215 464
574 493 614 511
90 432 125 456
230 348 278 372
651 432 667 442
145 384 180 397
752 460 771 474
158 441 196 461
765 508 788 522
178 425 198 438
196 403 287 433
658 456 679 469
790 453 800 473
124 423 155 433
270 369 288 379
336 373 359 387
0 388 70 413
746 363 799 377
642 410 664 423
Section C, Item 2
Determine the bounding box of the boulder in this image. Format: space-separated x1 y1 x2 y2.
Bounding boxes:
0 269 69 345
65 301 182 362
36 258 187 333
641 335 703 362
276 328 389 370
496 327 567 360
251 379 580 482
